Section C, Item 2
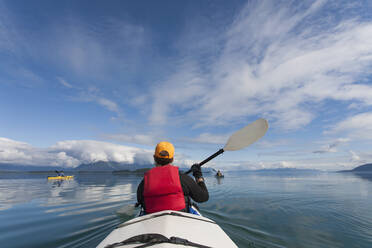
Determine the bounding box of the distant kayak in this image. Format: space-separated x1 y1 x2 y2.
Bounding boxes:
47 176 74 180
97 207 238 248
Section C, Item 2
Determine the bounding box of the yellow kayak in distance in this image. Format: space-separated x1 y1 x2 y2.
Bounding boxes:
47 176 74 180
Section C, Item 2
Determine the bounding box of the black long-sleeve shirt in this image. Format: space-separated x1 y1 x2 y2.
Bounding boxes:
137 172 209 211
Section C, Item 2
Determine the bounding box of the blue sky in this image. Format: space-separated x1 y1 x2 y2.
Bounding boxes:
1 0 372 170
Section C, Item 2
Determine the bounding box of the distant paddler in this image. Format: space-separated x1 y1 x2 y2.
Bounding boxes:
56 170 64 177
215 170 224 178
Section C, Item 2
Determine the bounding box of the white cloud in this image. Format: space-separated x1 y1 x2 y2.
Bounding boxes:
101 133 156 146
313 138 350 154
49 140 153 166
57 77 73 88
68 86 122 116
0 137 80 167
96 98 120 114
145 0 372 132
149 61 206 125
0 137 32 162
328 112 372 139
256 139 291 149
55 76 123 116
349 150 362 163
46 18 147 80
103 130 235 148
185 133 229 145
214 154 359 171
0 5 142 114
0 137 154 167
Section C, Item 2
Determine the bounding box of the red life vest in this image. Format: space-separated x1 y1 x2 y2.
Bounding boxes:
143 165 186 213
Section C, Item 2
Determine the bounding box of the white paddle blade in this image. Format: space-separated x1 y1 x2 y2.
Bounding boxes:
223 118 268 151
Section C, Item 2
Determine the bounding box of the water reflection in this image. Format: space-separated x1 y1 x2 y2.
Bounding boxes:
216 176 223 185
353 172 372 182
0 171 371 248
0 173 142 211
51 180 65 187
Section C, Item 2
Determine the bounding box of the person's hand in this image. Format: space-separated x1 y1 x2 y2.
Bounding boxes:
191 163 202 179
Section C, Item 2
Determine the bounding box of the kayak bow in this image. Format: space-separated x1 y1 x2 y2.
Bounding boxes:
97 209 238 248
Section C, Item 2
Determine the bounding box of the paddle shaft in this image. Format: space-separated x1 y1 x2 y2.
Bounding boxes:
185 149 224 174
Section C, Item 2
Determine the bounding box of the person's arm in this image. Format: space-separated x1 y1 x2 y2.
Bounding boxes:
137 179 144 206
180 174 209 202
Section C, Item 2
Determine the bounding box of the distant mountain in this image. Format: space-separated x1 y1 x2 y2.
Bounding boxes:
75 161 152 171
339 163 372 173
352 163 372 172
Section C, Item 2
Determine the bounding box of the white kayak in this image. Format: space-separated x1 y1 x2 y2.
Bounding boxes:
97 209 238 248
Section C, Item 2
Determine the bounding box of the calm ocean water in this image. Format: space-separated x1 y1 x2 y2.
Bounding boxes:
0 171 371 248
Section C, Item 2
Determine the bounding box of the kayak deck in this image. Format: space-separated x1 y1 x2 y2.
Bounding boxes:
97 210 237 248
47 176 74 180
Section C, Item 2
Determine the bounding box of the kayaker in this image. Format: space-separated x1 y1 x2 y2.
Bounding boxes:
55 170 64 177
137 141 209 214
